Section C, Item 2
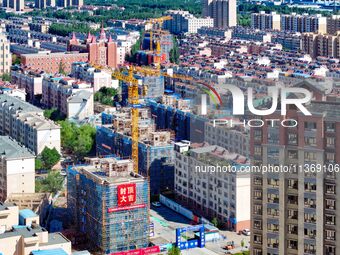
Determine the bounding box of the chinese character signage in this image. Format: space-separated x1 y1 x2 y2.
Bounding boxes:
117 183 136 206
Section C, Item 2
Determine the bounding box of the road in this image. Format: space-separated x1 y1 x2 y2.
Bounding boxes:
150 205 250 255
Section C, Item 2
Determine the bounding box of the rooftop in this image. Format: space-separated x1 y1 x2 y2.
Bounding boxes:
0 136 35 159
0 93 43 114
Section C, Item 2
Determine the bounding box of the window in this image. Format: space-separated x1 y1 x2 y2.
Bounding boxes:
287 179 298 189
287 224 298 234
287 239 298 250
325 214 336 225
325 123 335 132
288 150 298 159
288 133 297 145
325 230 335 241
304 122 317 130
325 199 335 210
287 209 298 219
304 137 316 146
304 213 316 223
326 184 336 194
326 137 335 147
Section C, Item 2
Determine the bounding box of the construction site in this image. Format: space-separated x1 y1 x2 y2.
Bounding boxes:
97 107 174 197
67 157 150 254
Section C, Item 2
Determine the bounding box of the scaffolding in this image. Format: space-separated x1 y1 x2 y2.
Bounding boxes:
96 126 175 196
67 164 150 254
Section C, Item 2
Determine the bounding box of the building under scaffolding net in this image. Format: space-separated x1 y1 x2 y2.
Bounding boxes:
98 108 174 196
67 157 150 254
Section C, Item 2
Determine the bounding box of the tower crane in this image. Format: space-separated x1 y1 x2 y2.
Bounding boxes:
145 16 172 51
112 68 139 173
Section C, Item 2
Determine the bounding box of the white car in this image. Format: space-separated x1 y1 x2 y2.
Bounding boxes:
152 202 161 207
242 229 251 236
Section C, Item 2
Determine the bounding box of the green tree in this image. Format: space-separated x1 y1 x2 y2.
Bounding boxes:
73 124 96 158
35 159 43 170
59 120 77 151
94 87 118 106
40 147 61 169
0 73 11 82
58 61 66 75
170 37 180 64
38 171 64 195
167 246 181 255
59 120 96 159
12 54 21 65
44 108 66 121
211 217 218 227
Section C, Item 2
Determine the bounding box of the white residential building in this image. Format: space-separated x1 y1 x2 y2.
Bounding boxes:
0 136 35 202
164 10 214 34
174 142 250 232
0 33 11 75
0 94 61 155
205 120 250 158
67 90 94 121
71 62 113 92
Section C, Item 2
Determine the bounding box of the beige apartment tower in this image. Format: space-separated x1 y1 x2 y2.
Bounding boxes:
251 11 281 30
0 33 11 76
202 0 237 28
250 100 340 255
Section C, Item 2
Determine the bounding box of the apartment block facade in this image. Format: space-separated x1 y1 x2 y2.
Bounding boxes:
164 10 214 34
251 11 281 31
0 136 35 202
301 33 340 59
250 102 340 255
71 62 113 92
202 0 237 28
0 203 72 255
281 13 327 34
0 94 61 155
327 15 340 35
205 121 250 158
10 66 44 104
174 142 250 232
0 33 11 76
21 52 89 74
2 0 24 12
42 76 93 117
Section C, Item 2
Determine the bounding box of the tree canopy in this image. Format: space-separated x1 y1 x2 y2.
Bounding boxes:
94 87 118 106
36 171 64 195
59 120 96 159
40 147 61 170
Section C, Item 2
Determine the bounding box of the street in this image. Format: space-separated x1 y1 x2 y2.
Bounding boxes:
150 205 250 255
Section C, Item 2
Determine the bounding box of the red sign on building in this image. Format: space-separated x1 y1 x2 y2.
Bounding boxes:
111 246 161 255
117 183 136 206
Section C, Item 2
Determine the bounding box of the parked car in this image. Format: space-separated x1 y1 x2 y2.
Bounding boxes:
36 169 48 175
242 229 251 236
151 202 161 207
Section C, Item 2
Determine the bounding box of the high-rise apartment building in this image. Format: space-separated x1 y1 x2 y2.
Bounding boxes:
0 33 11 76
174 142 251 232
164 10 213 34
251 11 281 30
2 0 24 12
34 0 55 9
202 0 237 28
281 13 327 33
250 100 340 255
67 157 150 254
301 33 340 59
327 15 340 35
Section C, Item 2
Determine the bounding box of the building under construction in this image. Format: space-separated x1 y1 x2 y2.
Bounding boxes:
67 157 150 254
97 108 174 196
